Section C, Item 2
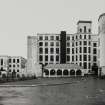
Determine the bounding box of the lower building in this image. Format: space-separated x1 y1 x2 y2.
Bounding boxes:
0 55 27 79
43 64 85 77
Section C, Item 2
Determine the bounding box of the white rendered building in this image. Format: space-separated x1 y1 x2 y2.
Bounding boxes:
98 13 105 75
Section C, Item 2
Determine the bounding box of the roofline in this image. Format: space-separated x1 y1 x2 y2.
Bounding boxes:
98 13 105 21
77 20 92 25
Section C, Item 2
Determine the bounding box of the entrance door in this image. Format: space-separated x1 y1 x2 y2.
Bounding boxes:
92 65 98 76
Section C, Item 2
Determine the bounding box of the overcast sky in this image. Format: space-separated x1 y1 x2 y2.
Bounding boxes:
0 0 104 58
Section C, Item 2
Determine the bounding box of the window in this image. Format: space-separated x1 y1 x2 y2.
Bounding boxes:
84 47 87 53
72 48 74 54
72 56 74 61
67 36 70 40
67 56 70 61
79 41 82 45
84 41 87 45
76 35 78 39
76 48 78 53
39 48 43 54
50 36 53 40
45 48 48 54
50 42 54 46
50 48 54 54
84 62 87 69
39 42 43 46
80 47 82 53
88 63 91 69
88 41 91 46
93 48 97 54
76 55 78 61
56 48 59 54
67 42 70 47
84 35 86 39
17 70 19 72
50 56 54 61
84 55 87 61
84 26 86 33
17 59 19 63
56 55 59 61
39 36 43 40
72 42 74 47
88 35 91 39
79 62 82 66
89 29 91 33
13 59 15 63
39 55 43 61
9 59 11 63
72 36 74 40
88 55 91 61
9 65 11 67
80 28 82 32
76 42 78 46
93 56 97 62
88 47 91 53
45 42 48 46
45 55 48 61
56 42 59 46
13 65 15 67
80 35 82 39
56 36 59 40
67 48 70 54
17 64 19 67
45 36 48 40
80 55 82 61
1 59 3 65
9 70 11 72
93 43 97 47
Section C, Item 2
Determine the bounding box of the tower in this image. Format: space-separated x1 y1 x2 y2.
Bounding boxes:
27 36 42 77
98 13 105 72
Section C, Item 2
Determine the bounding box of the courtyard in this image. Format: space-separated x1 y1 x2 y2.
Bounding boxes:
0 77 105 105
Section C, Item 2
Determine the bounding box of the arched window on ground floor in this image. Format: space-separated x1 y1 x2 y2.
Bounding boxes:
57 69 62 75
76 70 82 76
63 70 69 75
44 69 49 75
50 69 56 75
70 69 75 75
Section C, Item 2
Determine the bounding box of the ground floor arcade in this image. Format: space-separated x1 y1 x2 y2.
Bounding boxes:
43 64 84 77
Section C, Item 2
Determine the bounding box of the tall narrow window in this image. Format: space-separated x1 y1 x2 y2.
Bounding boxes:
84 62 87 69
67 48 70 54
67 56 70 61
45 48 48 54
1 59 3 65
84 55 87 61
84 47 87 53
56 55 59 61
50 56 54 61
45 55 48 61
84 26 86 33
50 48 54 54
39 36 43 40
80 55 82 61
39 48 43 54
39 55 43 61
45 36 48 40
56 48 59 54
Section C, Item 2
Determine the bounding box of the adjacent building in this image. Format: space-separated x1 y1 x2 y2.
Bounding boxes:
0 56 27 79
